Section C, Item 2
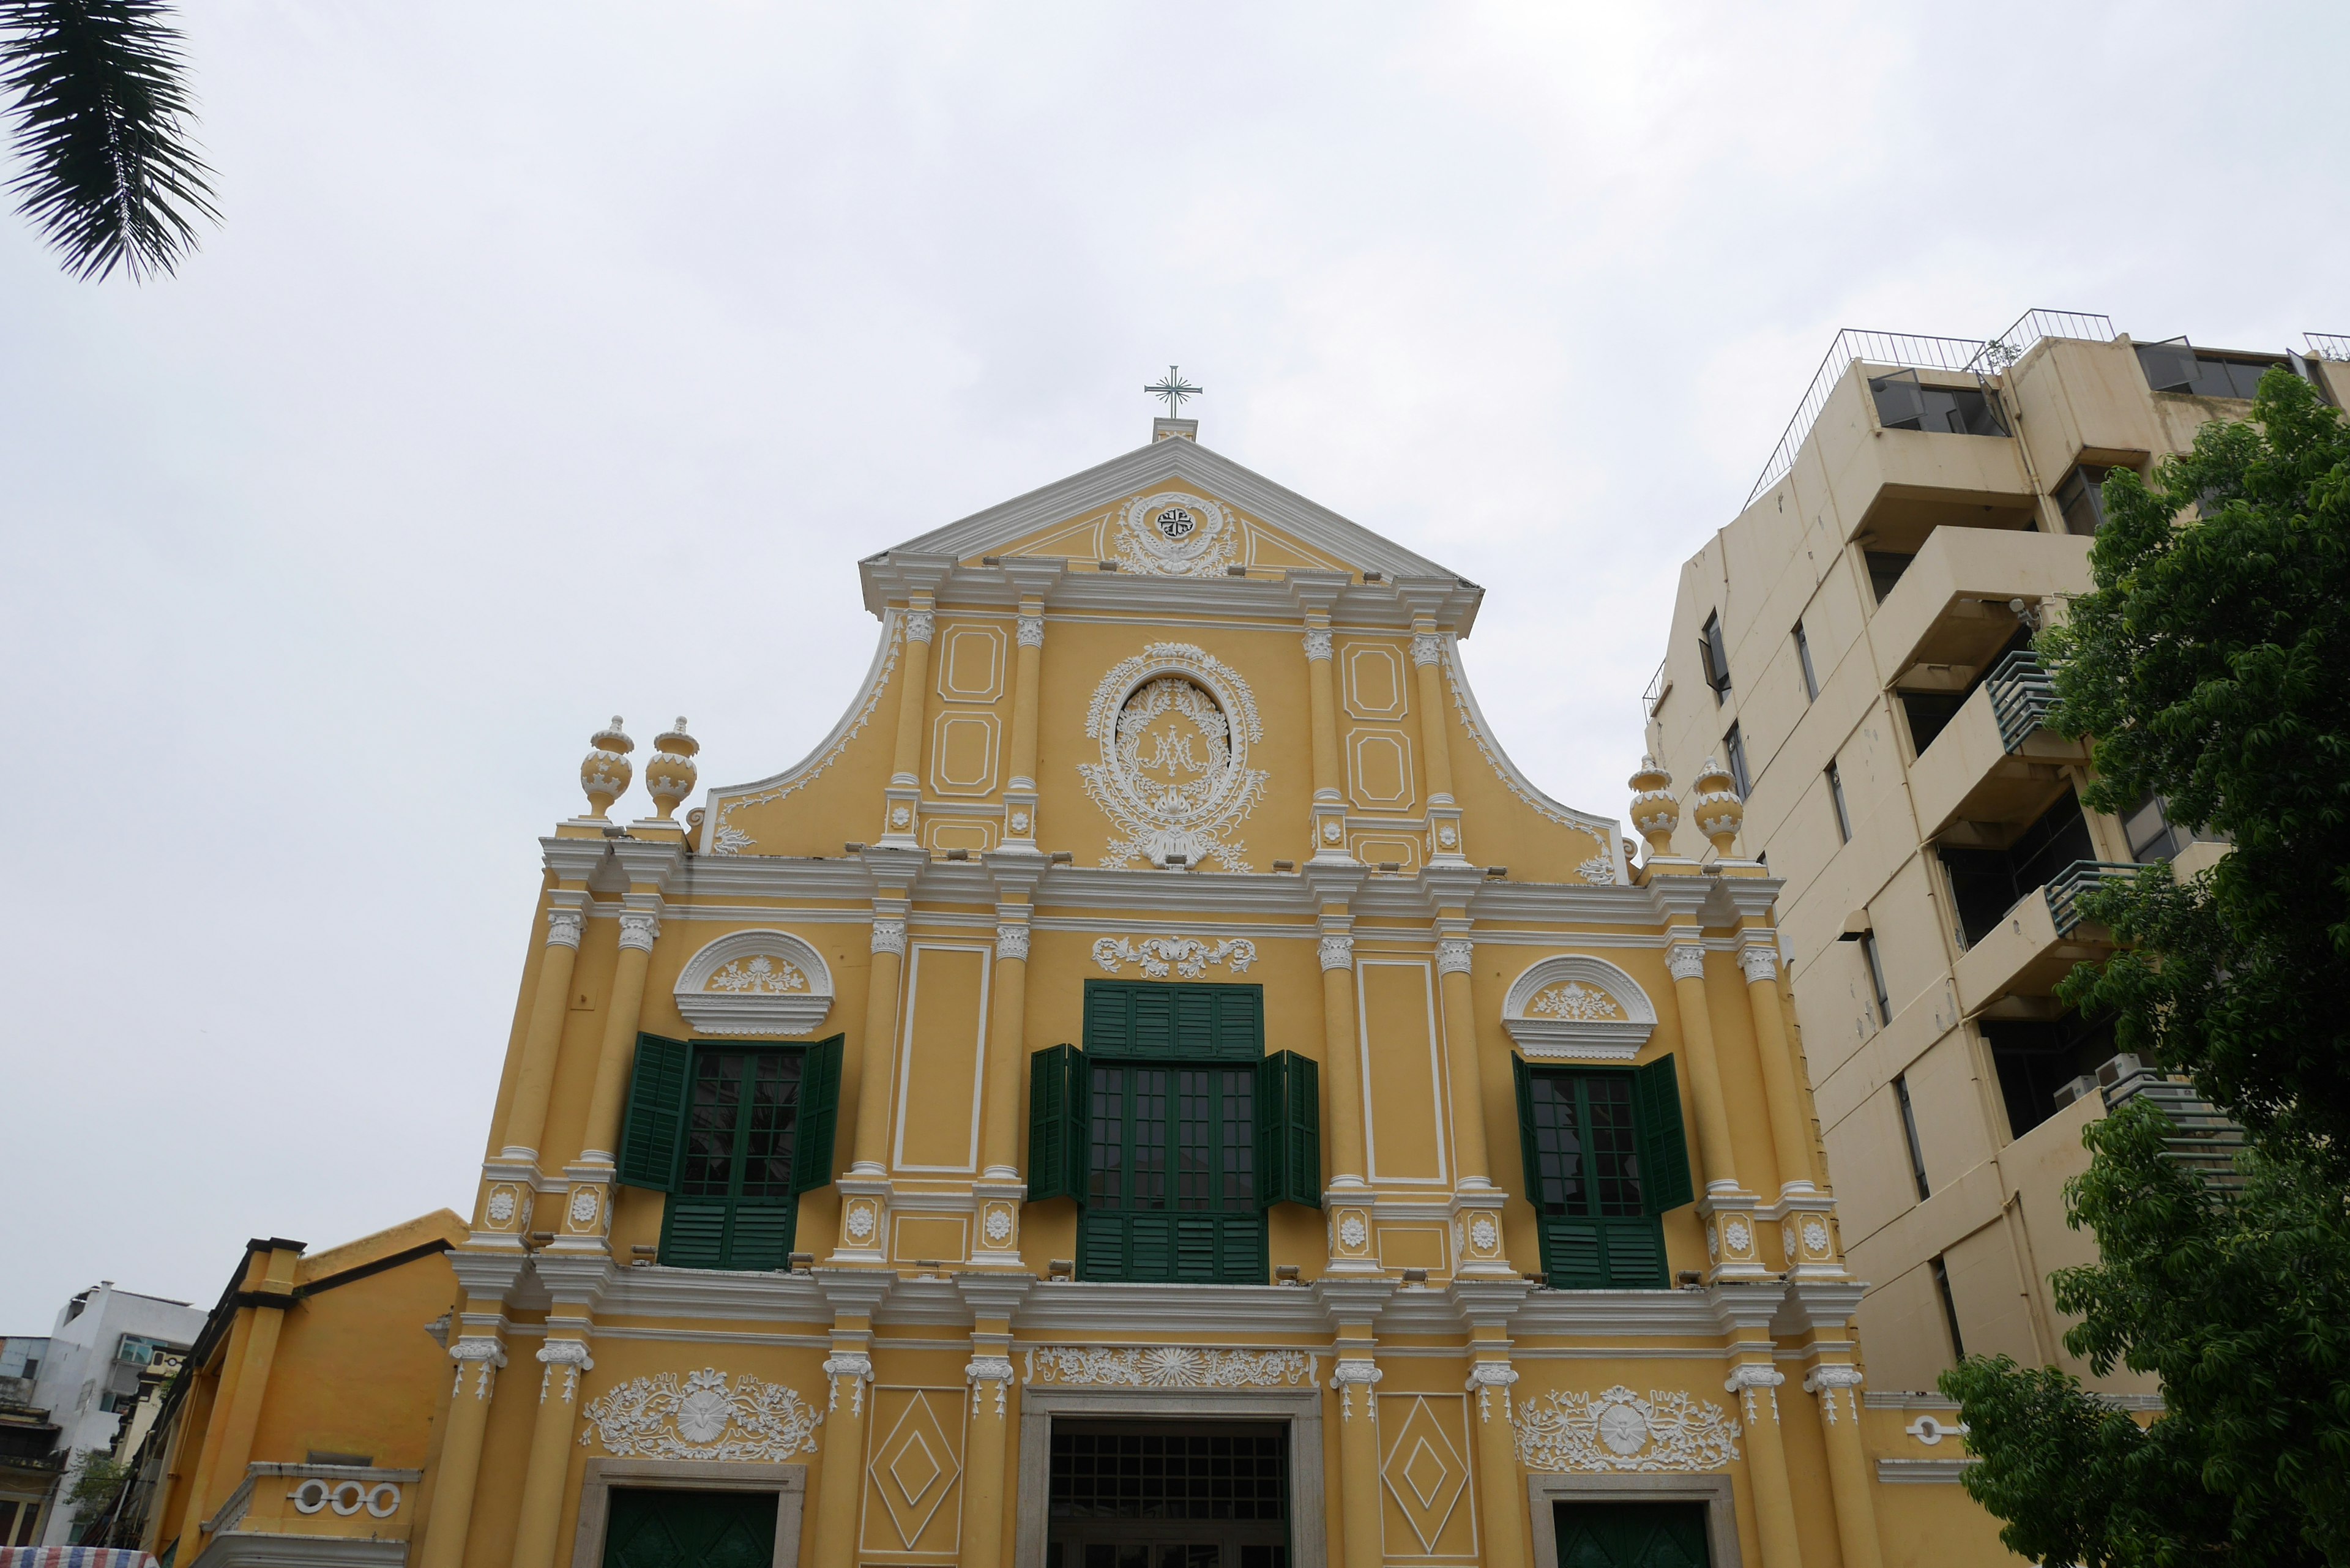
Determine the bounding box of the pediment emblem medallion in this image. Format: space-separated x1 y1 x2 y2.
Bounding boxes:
1113 490 1239 576
1079 643 1268 869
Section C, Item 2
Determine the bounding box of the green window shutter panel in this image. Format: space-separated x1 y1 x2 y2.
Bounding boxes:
1131 987 1174 1057
1214 987 1263 1058
1597 1217 1668 1288
1174 988 1216 1055
1175 1216 1220 1281
616 1034 692 1193
1540 1218 1607 1289
726 1203 796 1271
1028 1045 1085 1202
1633 1054 1696 1212
1084 983 1132 1055
1256 1051 1321 1209
1511 1054 1545 1212
1215 1214 1267 1283
789 1035 845 1193
1078 1210 1129 1279
660 1197 730 1269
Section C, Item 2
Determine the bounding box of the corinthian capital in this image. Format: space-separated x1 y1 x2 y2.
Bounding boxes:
1318 935 1355 972
617 911 661 952
546 909 586 949
1737 943 1778 984
1667 943 1707 982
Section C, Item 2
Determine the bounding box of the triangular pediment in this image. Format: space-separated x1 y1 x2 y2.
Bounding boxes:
881 436 1459 583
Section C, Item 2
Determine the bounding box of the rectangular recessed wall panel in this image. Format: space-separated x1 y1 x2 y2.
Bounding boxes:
893 943 991 1173
1358 958 1449 1185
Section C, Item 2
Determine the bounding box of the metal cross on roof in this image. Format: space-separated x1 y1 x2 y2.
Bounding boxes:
1146 365 1203 419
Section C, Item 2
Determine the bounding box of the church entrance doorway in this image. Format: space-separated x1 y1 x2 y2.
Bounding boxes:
601 1486 778 1568
1044 1420 1291 1568
1553 1499 1712 1568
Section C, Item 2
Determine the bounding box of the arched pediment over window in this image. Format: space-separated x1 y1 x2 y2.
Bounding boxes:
674 929 835 1036
1501 954 1657 1061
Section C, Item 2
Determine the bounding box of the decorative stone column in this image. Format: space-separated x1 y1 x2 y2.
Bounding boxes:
415 1313 507 1568
808 1275 889 1568
1303 619 1350 860
1738 936 1818 1196
1318 914 1377 1272
1410 619 1468 864
1435 915 1509 1275
508 1320 595 1568
972 876 1038 1266
880 600 935 848
1002 602 1045 850
1666 937 1762 1278
496 890 589 1167
561 902 660 1253
955 1274 1028 1568
1725 1360 1801 1568
1804 1361 1884 1568
1464 1353 1526 1568
1330 1346 1384 1568
834 899 906 1264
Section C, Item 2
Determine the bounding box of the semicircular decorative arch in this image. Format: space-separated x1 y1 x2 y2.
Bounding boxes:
1076 642 1269 871
1502 954 1657 1061
674 929 835 1037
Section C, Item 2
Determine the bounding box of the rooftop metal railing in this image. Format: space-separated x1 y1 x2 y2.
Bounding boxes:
1968 309 2117 373
2307 332 2350 362
1745 330 1990 507
1986 649 2057 751
2045 859 2136 936
1642 657 1669 720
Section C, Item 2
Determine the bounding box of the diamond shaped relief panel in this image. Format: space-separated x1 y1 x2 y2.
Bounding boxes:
862 1388 964 1555
1378 1394 1474 1558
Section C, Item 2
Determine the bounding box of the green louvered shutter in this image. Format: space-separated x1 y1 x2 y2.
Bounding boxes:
1173 988 1216 1056
1215 1214 1267 1283
789 1036 845 1193
660 1198 729 1268
1597 1218 1667 1288
1633 1054 1696 1212
1028 1044 1085 1202
616 1034 691 1192
1126 1215 1174 1278
1080 1211 1128 1279
1175 1217 1220 1280
1510 1055 1545 1211
1540 1219 1606 1289
1213 987 1263 1059
1084 984 1132 1055
726 1204 796 1271
1132 986 1175 1057
1256 1051 1321 1209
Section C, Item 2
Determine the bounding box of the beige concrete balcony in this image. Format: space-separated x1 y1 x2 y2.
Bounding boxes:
1869 527 2093 685
1953 862 2132 1015
1911 660 2089 841
1796 362 2038 545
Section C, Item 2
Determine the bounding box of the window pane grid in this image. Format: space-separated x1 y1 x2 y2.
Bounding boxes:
740 1054 802 1200
1131 1069 1169 1211
1222 1069 1254 1204
682 1051 744 1197
1048 1432 1287 1520
1529 1077 1584 1213
1584 1077 1644 1216
1177 1070 1212 1209
1089 1066 1126 1206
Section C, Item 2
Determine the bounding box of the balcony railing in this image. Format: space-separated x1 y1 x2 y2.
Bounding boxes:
1969 309 2117 373
1642 657 1669 719
2045 859 2136 936
1746 329 1993 506
2307 333 2350 362
2100 1058 2250 1194
1985 649 2057 751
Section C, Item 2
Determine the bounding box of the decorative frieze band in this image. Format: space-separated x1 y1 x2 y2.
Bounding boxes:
580 1369 822 1462
1514 1385 1742 1473
1023 1345 1319 1391
1093 935 1258 979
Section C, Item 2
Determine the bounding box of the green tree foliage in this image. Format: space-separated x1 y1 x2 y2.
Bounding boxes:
0 0 217 280
66 1450 130 1518
1943 370 2350 1564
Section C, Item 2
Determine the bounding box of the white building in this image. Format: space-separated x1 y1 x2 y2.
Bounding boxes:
21 1282 204 1546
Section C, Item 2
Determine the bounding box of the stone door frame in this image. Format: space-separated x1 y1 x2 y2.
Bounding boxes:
570 1457 809 1568
1524 1473 1742 1568
1013 1386 1327 1568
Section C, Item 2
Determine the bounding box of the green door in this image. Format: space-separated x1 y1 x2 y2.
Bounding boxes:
1554 1501 1710 1568
603 1488 777 1568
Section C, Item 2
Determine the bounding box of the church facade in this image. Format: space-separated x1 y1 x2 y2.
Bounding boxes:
124 422 2014 1567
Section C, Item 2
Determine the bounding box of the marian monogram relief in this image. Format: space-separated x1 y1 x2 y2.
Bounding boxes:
1079 644 1269 870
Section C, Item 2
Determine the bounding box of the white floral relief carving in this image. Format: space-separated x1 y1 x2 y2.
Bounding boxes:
1024 1346 1318 1389
1577 853 1619 886
1529 982 1625 1023
1802 1218 1832 1255
713 621 903 854
1113 491 1240 577
1091 936 1258 979
1723 1217 1753 1254
579 1368 822 1462
1441 659 1617 882
705 955 809 994
1469 1215 1500 1253
1079 644 1268 870
1338 1215 1369 1250
1515 1386 1742 1473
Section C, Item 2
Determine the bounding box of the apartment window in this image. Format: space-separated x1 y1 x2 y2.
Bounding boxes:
1931 1255 1966 1361
1895 1075 1931 1200
2135 339 2289 400
1794 621 1819 701
1028 983 1320 1284
1869 369 2009 436
1826 760 1852 843
616 1034 845 1269
1511 1057 1694 1288
1722 723 1750 797
1860 931 1892 1029
1699 611 1732 703
1986 1013 2118 1140
1865 551 1915 605
2055 465 2111 536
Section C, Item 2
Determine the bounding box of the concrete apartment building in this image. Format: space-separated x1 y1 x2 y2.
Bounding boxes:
1641 312 2349 1395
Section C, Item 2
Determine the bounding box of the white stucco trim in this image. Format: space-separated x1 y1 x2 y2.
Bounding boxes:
673 929 836 1036
1501 954 1658 1061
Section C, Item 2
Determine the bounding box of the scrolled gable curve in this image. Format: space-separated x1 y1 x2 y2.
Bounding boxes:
674 929 836 1037
1501 954 1657 1061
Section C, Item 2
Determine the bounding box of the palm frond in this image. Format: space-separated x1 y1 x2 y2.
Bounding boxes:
1 0 218 282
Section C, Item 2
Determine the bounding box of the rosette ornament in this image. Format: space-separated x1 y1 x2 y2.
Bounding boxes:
580 716 635 819
1628 756 1679 854
644 717 699 821
1690 755 1745 856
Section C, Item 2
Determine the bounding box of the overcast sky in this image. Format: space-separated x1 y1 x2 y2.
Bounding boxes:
2 1 2342 1328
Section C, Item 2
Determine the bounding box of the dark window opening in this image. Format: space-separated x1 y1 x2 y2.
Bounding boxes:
1826 761 1851 843
1895 1074 1930 1200
1900 622 2035 755
1931 1256 1966 1361
1553 1501 1710 1567
2135 340 2290 400
1794 621 1819 701
1721 724 1750 797
1859 932 1891 1029
1938 789 2098 949
1046 1422 1290 1568
1870 369 2009 436
1866 551 1916 605
1699 612 1731 703
606 1487 777 1568
2055 465 2111 536
2122 791 2226 864
1985 1014 2118 1140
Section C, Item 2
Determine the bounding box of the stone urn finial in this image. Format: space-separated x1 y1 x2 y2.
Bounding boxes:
645 717 699 821
1629 755 1679 854
580 716 635 819
1691 755 1745 856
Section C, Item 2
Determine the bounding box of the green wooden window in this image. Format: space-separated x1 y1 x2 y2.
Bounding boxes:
1512 1055 1694 1289
614 1034 844 1271
1082 978 1263 1061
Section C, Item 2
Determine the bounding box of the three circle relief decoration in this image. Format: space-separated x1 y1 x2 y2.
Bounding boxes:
674 929 834 1036
1113 490 1240 577
1079 643 1269 870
